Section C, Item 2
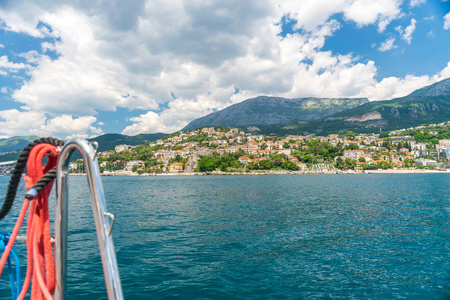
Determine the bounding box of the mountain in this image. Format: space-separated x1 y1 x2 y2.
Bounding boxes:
407 78 450 97
261 77 450 135
182 96 369 131
0 136 40 153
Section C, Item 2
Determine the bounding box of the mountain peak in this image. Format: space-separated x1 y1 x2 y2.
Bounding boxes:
407 77 450 97
182 96 368 131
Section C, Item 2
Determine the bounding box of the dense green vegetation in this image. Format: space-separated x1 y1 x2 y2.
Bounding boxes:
196 151 244 172
398 124 450 144
88 133 168 152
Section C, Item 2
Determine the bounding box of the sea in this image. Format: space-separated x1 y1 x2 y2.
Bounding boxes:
0 174 449 299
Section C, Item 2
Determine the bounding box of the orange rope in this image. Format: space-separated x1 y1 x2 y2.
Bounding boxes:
0 143 59 299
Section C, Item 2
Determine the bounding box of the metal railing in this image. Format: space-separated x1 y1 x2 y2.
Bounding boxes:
54 139 123 300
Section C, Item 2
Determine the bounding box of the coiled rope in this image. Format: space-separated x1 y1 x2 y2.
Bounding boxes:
0 138 64 300
0 137 64 221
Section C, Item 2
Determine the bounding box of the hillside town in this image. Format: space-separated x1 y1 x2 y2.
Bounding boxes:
66 121 450 175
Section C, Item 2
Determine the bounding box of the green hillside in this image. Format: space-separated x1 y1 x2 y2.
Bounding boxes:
0 136 40 153
87 133 167 152
0 133 168 163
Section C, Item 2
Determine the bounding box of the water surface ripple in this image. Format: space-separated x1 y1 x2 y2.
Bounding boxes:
0 174 449 299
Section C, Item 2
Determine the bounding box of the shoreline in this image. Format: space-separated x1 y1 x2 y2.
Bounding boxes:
65 169 450 176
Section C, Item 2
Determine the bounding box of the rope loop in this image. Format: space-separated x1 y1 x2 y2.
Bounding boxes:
0 139 63 300
0 137 64 221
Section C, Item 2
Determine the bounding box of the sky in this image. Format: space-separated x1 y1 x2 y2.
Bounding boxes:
0 0 449 139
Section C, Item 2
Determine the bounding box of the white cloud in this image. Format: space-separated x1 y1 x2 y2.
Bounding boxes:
410 0 426 7
400 19 416 44
122 112 178 135
11 7 159 116
0 110 102 138
444 12 450 30
44 115 102 136
427 30 435 38
0 0 446 137
439 62 450 79
343 0 403 32
279 0 402 32
0 110 47 137
359 62 450 101
378 37 397 52
0 44 4 48
0 55 29 74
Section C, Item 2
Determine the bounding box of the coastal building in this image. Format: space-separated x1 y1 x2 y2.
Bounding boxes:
415 158 437 167
125 160 145 172
115 144 133 153
169 162 184 172
239 156 251 163
343 150 364 159
411 142 427 151
157 158 170 165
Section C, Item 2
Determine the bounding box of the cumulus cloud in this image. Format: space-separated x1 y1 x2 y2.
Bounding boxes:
410 0 426 7
444 12 450 30
359 62 450 101
378 37 397 51
344 0 403 32
122 112 177 135
0 55 29 74
396 19 416 44
0 0 447 137
279 0 402 32
0 110 103 138
44 115 103 136
0 110 47 137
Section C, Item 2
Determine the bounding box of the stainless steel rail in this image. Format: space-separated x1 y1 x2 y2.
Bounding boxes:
55 139 123 300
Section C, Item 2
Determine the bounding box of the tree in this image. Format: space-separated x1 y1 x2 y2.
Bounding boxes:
345 131 356 139
302 155 313 164
345 144 359 150
379 132 389 138
335 157 344 169
344 158 356 169
197 156 216 172
282 160 299 171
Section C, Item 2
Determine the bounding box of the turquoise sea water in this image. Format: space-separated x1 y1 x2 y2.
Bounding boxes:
0 174 449 299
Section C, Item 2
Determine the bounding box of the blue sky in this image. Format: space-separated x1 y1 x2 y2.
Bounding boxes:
0 0 449 138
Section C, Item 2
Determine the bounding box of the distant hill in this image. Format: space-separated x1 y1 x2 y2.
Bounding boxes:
0 133 167 163
182 96 369 131
0 136 40 153
87 133 167 152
